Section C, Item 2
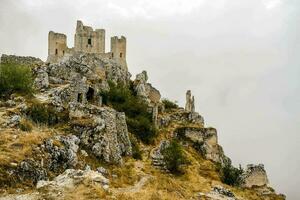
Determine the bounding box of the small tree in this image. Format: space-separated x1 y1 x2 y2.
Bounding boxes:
162 98 178 110
0 63 33 97
162 139 187 174
218 163 244 186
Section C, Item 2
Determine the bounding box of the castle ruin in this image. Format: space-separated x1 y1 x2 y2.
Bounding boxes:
47 20 127 67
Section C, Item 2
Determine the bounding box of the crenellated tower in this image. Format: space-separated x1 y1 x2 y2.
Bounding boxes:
47 31 68 63
111 36 127 66
74 20 105 54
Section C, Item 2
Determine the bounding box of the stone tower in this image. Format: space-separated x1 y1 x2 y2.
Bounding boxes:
74 20 105 54
47 31 68 63
111 36 127 66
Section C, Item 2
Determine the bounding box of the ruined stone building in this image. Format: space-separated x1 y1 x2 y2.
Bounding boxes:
47 20 127 67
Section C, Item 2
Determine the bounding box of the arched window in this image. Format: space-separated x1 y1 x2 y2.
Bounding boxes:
120 52 123 58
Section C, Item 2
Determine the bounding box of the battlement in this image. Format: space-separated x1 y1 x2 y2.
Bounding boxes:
111 36 126 64
47 20 127 67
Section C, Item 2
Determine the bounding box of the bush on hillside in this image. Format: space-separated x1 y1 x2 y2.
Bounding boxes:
162 98 178 110
100 82 157 144
28 102 69 126
162 139 187 174
0 63 33 97
217 163 244 186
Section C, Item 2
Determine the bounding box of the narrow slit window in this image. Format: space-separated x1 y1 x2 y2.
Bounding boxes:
120 53 122 58
55 49 58 55
88 38 92 45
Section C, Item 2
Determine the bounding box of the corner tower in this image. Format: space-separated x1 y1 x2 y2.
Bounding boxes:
47 31 68 63
74 20 105 54
111 36 126 66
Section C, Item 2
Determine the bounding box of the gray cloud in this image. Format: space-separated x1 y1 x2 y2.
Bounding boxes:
1 0 299 198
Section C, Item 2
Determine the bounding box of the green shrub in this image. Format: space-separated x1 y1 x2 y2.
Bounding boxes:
19 118 33 132
162 98 178 110
0 63 33 97
129 134 142 160
217 163 244 186
100 82 157 144
28 102 69 125
162 139 187 174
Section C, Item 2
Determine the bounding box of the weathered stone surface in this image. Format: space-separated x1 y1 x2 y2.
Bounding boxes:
43 135 80 171
197 186 237 200
0 54 44 68
33 66 49 90
242 164 269 188
71 104 132 164
36 168 109 193
175 127 230 166
185 90 195 112
133 71 161 104
16 160 47 185
158 108 204 128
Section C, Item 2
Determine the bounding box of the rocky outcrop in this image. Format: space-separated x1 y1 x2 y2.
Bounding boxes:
43 135 80 171
70 103 132 164
37 168 109 190
33 66 49 90
133 71 161 104
197 186 237 200
175 127 230 166
0 54 44 68
16 160 47 185
158 108 204 128
242 164 269 188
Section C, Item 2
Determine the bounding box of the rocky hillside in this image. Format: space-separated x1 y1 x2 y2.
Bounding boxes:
0 54 285 200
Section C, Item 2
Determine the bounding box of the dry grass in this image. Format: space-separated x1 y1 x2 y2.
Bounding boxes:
110 160 141 188
0 127 53 166
63 179 107 200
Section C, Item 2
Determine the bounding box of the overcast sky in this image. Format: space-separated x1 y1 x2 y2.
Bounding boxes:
0 0 299 199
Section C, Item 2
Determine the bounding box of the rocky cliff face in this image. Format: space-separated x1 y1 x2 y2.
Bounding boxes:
0 53 285 200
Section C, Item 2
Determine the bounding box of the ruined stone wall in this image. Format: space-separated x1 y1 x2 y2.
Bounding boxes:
243 164 269 188
47 31 69 63
74 20 105 54
0 54 44 68
111 36 126 66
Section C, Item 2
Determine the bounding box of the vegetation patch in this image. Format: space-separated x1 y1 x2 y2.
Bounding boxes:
217 162 244 186
100 82 157 144
0 63 33 98
27 102 69 126
162 98 178 110
162 139 187 174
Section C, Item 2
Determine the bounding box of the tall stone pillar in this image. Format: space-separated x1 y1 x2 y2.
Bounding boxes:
185 90 192 112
